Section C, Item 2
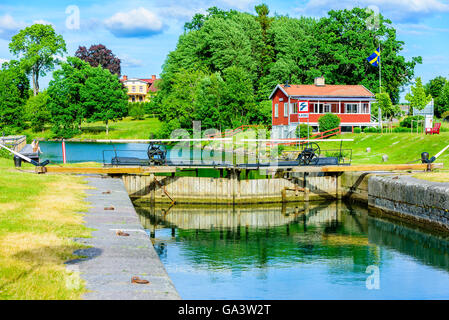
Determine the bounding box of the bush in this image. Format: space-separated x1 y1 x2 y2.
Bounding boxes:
25 92 51 132
363 127 380 133
400 115 424 128
318 114 340 132
353 127 361 133
392 126 410 133
154 118 181 139
129 103 145 120
0 148 12 159
295 124 312 138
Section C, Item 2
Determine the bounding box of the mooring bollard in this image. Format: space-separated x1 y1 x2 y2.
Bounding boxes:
14 155 22 167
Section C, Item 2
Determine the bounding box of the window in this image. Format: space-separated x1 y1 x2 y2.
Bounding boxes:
324 104 331 113
274 104 278 118
345 103 358 113
284 103 288 117
139 86 143 93
132 86 136 92
312 103 322 113
362 103 369 114
290 103 296 114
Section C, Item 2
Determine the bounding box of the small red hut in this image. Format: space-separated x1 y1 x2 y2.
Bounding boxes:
269 77 376 138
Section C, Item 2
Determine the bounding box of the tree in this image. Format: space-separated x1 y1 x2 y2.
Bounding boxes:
0 60 30 129
129 102 145 120
373 91 401 121
25 91 51 132
425 76 447 117
437 82 449 119
47 57 89 137
405 77 432 111
81 65 128 134
75 44 121 76
221 66 256 127
9 24 66 96
315 8 421 103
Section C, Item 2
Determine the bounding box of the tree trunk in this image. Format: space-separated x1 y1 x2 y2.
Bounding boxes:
33 67 39 96
106 121 109 135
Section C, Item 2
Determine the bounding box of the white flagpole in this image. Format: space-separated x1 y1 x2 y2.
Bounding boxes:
378 40 382 131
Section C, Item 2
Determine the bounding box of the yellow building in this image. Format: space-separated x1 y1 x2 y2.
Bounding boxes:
121 74 160 103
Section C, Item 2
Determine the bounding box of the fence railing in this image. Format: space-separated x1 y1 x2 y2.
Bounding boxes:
270 127 342 146
0 135 26 152
206 125 263 139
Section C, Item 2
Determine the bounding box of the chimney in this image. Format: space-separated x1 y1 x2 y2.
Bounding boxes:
152 74 156 81
314 76 325 86
123 75 128 81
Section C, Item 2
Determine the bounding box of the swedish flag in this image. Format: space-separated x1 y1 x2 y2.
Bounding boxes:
367 47 380 67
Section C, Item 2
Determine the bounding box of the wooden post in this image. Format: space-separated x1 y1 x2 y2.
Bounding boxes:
150 173 155 204
336 173 342 200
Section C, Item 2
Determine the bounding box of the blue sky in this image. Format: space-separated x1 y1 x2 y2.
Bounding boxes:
1 0 449 101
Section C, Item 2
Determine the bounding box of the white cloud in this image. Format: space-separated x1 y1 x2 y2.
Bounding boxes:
0 58 10 66
104 7 164 38
396 23 449 35
33 19 53 26
295 0 449 23
0 14 25 40
120 54 144 68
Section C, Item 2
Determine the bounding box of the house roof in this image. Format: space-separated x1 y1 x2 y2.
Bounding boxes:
269 84 375 99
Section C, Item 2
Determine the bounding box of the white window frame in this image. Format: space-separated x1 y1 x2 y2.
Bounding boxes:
274 103 278 118
345 103 359 114
290 103 296 114
324 104 331 113
362 103 369 114
284 103 288 117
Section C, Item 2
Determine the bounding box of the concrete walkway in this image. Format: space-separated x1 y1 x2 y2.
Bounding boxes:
67 176 180 300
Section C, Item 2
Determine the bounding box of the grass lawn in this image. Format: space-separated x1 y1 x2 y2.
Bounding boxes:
23 116 162 141
412 172 449 183
306 132 449 168
0 158 91 299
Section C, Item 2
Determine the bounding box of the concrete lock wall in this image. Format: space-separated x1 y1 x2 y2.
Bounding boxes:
123 171 338 204
368 175 449 232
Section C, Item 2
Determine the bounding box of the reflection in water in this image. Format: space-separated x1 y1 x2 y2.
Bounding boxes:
135 201 449 299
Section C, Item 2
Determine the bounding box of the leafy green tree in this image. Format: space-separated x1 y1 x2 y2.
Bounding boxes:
437 82 449 119
248 100 271 125
9 24 66 96
129 102 145 120
81 65 128 135
425 76 447 117
405 77 432 111
194 72 224 129
221 66 255 127
425 76 446 99
373 91 401 121
157 5 420 132
25 91 51 132
47 57 89 137
315 8 421 103
0 60 30 129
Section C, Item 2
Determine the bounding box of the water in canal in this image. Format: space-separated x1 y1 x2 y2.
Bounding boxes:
134 201 449 299
39 141 224 164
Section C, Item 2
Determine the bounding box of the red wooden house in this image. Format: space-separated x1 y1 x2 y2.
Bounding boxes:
269 77 376 138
